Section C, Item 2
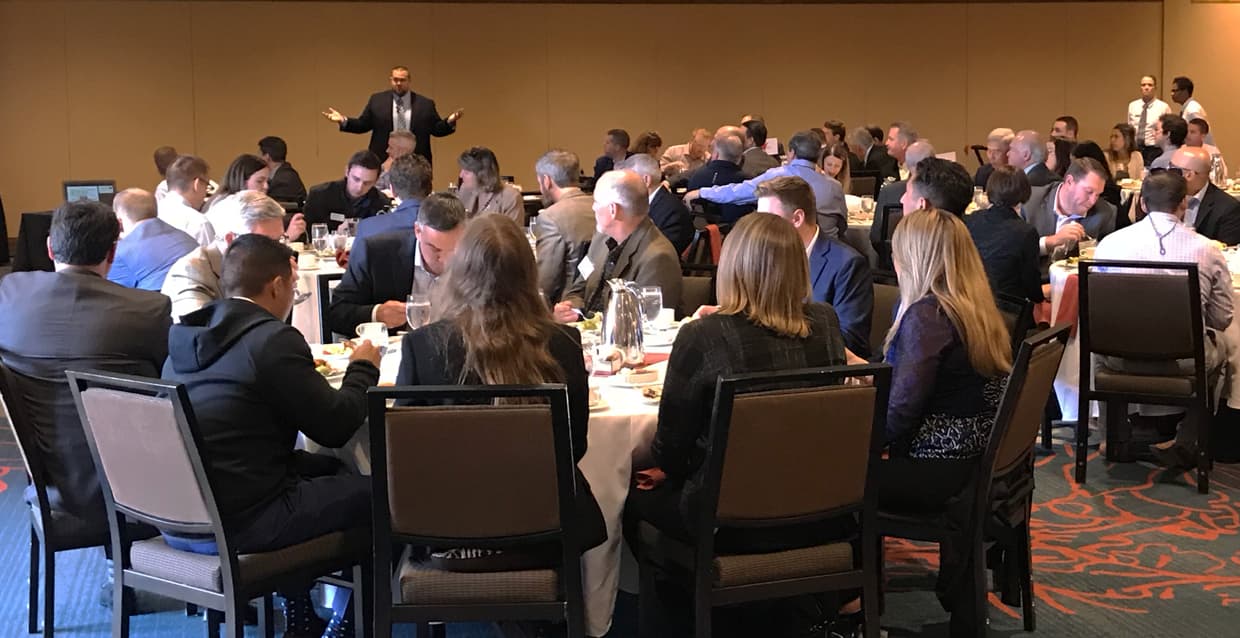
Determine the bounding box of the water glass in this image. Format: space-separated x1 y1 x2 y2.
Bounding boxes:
860 196 875 218
405 293 431 331
640 286 662 329
311 223 330 255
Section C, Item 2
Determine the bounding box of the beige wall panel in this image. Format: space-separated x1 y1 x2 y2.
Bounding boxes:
545 5 659 180
0 2 70 224
427 3 550 190
1164 0 1239 164
65 1 194 194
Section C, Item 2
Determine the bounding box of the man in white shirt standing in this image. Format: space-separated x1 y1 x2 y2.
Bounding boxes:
1172 76 1209 127
1093 169 1232 469
157 155 215 247
1127 75 1172 167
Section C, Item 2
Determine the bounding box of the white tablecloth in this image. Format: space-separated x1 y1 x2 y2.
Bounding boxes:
309 339 665 636
292 263 345 343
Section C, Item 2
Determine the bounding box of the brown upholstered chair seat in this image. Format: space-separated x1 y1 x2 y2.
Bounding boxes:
1094 366 1194 396
129 527 368 593
398 559 560 605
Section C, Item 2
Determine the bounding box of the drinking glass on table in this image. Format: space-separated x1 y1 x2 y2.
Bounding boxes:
639 286 662 330
311 223 330 255
405 293 431 331
860 196 875 220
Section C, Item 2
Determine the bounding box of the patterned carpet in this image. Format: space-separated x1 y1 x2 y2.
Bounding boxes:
0 423 1237 637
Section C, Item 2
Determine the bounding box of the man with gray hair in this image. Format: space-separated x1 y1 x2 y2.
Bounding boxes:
1007 130 1059 187
885 121 919 181
686 126 752 223
684 130 849 237
872 140 936 250
108 188 199 291
619 154 693 254
533 150 596 303
161 190 289 321
975 127 1015 188
377 129 417 192
851 126 899 182
554 170 682 321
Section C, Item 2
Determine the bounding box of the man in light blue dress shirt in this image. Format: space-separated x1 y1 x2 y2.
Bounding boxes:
108 188 198 291
683 130 848 237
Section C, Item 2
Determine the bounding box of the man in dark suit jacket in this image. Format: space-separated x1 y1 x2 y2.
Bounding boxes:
304 150 391 231
164 235 379 635
622 154 693 255
739 120 780 178
108 188 198 291
0 200 171 528
322 65 460 163
686 127 753 223
259 136 307 204
1176 146 1240 245
1022 158 1117 271
553 171 683 320
593 128 633 180
327 192 467 336
755 176 874 356
850 126 900 182
1009 129 1061 188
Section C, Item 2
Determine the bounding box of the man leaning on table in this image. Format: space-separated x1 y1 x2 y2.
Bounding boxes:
164 234 380 637
161 191 288 321
1022 157 1117 270
553 170 682 322
326 192 466 336
1092 169 1232 470
1171 146 1240 246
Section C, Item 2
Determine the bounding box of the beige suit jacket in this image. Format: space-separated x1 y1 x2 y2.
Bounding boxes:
161 243 224 322
535 189 597 303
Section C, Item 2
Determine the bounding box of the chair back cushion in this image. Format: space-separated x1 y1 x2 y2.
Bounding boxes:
384 405 559 539
716 385 875 523
78 387 211 526
680 275 714 318
993 338 1066 474
1087 271 1196 359
869 283 900 356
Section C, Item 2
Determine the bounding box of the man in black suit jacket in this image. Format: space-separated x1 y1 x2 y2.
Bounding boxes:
850 126 899 182
593 128 633 179
622 154 693 255
0 200 171 528
304 150 391 231
1008 129 1061 188
686 127 753 223
327 192 467 336
323 65 461 163
1175 146 1240 245
258 136 307 204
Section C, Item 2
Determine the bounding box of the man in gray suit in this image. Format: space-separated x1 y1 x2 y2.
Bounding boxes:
533 150 596 304
1022 157 1117 269
740 119 780 178
0 200 171 529
872 139 936 248
553 170 683 321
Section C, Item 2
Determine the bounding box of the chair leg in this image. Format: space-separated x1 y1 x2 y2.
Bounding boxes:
256 595 274 638
112 576 130 638
1018 519 1036 632
972 537 988 638
1040 413 1053 450
1197 404 1211 494
28 527 39 634
225 598 246 638
692 573 711 638
1074 414 1089 484
415 622 431 637
186 602 198 616
352 564 370 638
206 608 223 638
42 538 55 638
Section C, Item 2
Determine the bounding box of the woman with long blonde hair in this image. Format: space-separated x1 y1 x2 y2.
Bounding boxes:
626 213 848 556
880 207 1011 636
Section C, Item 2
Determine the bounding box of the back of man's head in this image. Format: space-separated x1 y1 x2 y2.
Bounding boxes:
617 154 662 185
221 234 295 299
1160 114 1188 146
910 158 973 216
1013 130 1046 163
257 136 288 162
167 155 209 192
417 192 467 232
849 127 874 149
607 129 631 149
905 140 937 177
535 149 581 188
1141 169 1188 214
787 131 821 162
1172 75 1195 96
153 146 178 177
233 190 287 237
595 170 649 218
113 188 157 225
50 200 120 266
890 121 918 146
743 119 768 147
713 129 744 163
755 176 817 226
824 120 846 141
389 154 433 201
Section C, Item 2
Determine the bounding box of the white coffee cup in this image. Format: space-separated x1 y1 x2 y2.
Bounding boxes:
297 252 318 270
356 321 388 343
656 307 676 329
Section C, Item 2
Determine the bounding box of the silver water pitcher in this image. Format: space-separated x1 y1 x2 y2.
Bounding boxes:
601 279 645 366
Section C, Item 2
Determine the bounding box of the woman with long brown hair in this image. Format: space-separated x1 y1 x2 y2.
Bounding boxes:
819 141 853 194
880 207 1011 637
455 146 524 224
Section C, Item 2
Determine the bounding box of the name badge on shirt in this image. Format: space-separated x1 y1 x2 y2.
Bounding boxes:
330 212 347 223
578 258 596 279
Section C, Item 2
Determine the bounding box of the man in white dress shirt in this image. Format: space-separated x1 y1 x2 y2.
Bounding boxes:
1093 169 1232 469
1172 76 1209 127
157 155 215 247
1127 75 1172 166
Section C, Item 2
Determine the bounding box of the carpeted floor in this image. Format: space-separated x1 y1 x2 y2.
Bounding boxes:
0 422 1237 637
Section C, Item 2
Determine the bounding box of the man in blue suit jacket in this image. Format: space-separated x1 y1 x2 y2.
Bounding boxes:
355 154 432 241
108 188 198 291
326 192 466 336
756 176 874 356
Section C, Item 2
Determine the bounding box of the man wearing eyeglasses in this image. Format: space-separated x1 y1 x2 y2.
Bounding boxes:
322 65 463 164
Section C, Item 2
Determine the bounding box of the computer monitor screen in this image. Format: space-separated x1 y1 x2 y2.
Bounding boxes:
63 180 117 205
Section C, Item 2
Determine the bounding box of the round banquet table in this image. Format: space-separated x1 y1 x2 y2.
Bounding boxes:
307 335 669 637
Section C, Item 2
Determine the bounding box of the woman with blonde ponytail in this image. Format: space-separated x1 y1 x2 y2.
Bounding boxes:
878 207 1011 636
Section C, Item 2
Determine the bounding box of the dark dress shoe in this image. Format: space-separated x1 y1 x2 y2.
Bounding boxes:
1150 443 1194 470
